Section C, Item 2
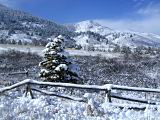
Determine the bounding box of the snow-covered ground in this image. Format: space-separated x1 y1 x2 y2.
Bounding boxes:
1 87 160 120
67 49 121 58
1 44 160 119
0 44 43 54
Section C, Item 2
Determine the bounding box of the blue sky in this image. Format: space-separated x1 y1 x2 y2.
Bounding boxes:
16 0 150 23
0 0 160 34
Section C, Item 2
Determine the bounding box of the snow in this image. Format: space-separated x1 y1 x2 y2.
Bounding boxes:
111 93 157 105
111 32 160 47
74 20 160 48
103 84 113 90
9 33 33 43
0 44 122 59
112 84 160 93
1 92 160 119
66 49 121 58
74 34 89 46
55 64 68 71
40 69 49 74
57 35 65 40
46 42 53 48
74 20 114 35
22 22 44 28
1 79 160 119
53 37 63 43
32 88 85 102
0 30 8 36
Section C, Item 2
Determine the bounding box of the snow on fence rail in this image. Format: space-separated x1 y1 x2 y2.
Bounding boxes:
112 85 160 93
0 79 160 110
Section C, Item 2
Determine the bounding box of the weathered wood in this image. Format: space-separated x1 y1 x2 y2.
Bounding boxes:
28 84 34 99
0 79 30 93
24 84 29 97
8 71 28 75
31 87 86 102
29 80 108 91
111 94 157 105
107 90 112 103
2 79 160 94
112 85 160 93
110 103 147 111
118 106 146 111
1 79 160 107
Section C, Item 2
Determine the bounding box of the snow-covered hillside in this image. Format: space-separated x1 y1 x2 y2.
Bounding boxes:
106 32 160 47
0 4 74 47
72 20 160 48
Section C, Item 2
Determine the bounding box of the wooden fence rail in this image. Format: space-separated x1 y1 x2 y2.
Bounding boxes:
0 79 160 110
112 85 160 93
0 70 29 76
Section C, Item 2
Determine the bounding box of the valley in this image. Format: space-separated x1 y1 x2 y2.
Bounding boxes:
0 1 160 119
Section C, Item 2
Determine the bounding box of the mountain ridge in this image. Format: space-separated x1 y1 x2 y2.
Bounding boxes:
70 20 160 48
0 3 75 46
0 4 160 49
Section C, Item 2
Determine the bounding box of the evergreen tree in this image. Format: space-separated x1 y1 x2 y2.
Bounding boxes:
39 35 79 83
17 40 22 45
11 39 16 44
112 45 121 53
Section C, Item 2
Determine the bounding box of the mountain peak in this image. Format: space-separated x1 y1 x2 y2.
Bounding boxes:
78 20 101 26
74 20 114 35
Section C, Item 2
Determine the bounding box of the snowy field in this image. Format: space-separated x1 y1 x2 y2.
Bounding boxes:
1 85 160 120
0 44 160 119
0 44 121 58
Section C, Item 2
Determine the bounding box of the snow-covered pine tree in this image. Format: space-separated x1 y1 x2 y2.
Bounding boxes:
39 35 79 83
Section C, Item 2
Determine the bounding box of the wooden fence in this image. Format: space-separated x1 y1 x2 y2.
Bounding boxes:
0 79 160 110
0 70 29 76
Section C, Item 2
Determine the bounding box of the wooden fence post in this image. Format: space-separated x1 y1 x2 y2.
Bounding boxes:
24 84 29 97
107 90 112 103
24 83 34 99
28 84 34 99
26 70 29 77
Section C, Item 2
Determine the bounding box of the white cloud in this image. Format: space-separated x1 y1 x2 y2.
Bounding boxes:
0 0 27 7
137 2 160 17
95 3 160 35
0 0 16 7
96 17 160 34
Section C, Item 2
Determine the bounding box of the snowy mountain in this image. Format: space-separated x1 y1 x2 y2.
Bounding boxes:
0 4 75 46
105 32 160 47
1 3 160 49
73 20 114 35
71 20 160 48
